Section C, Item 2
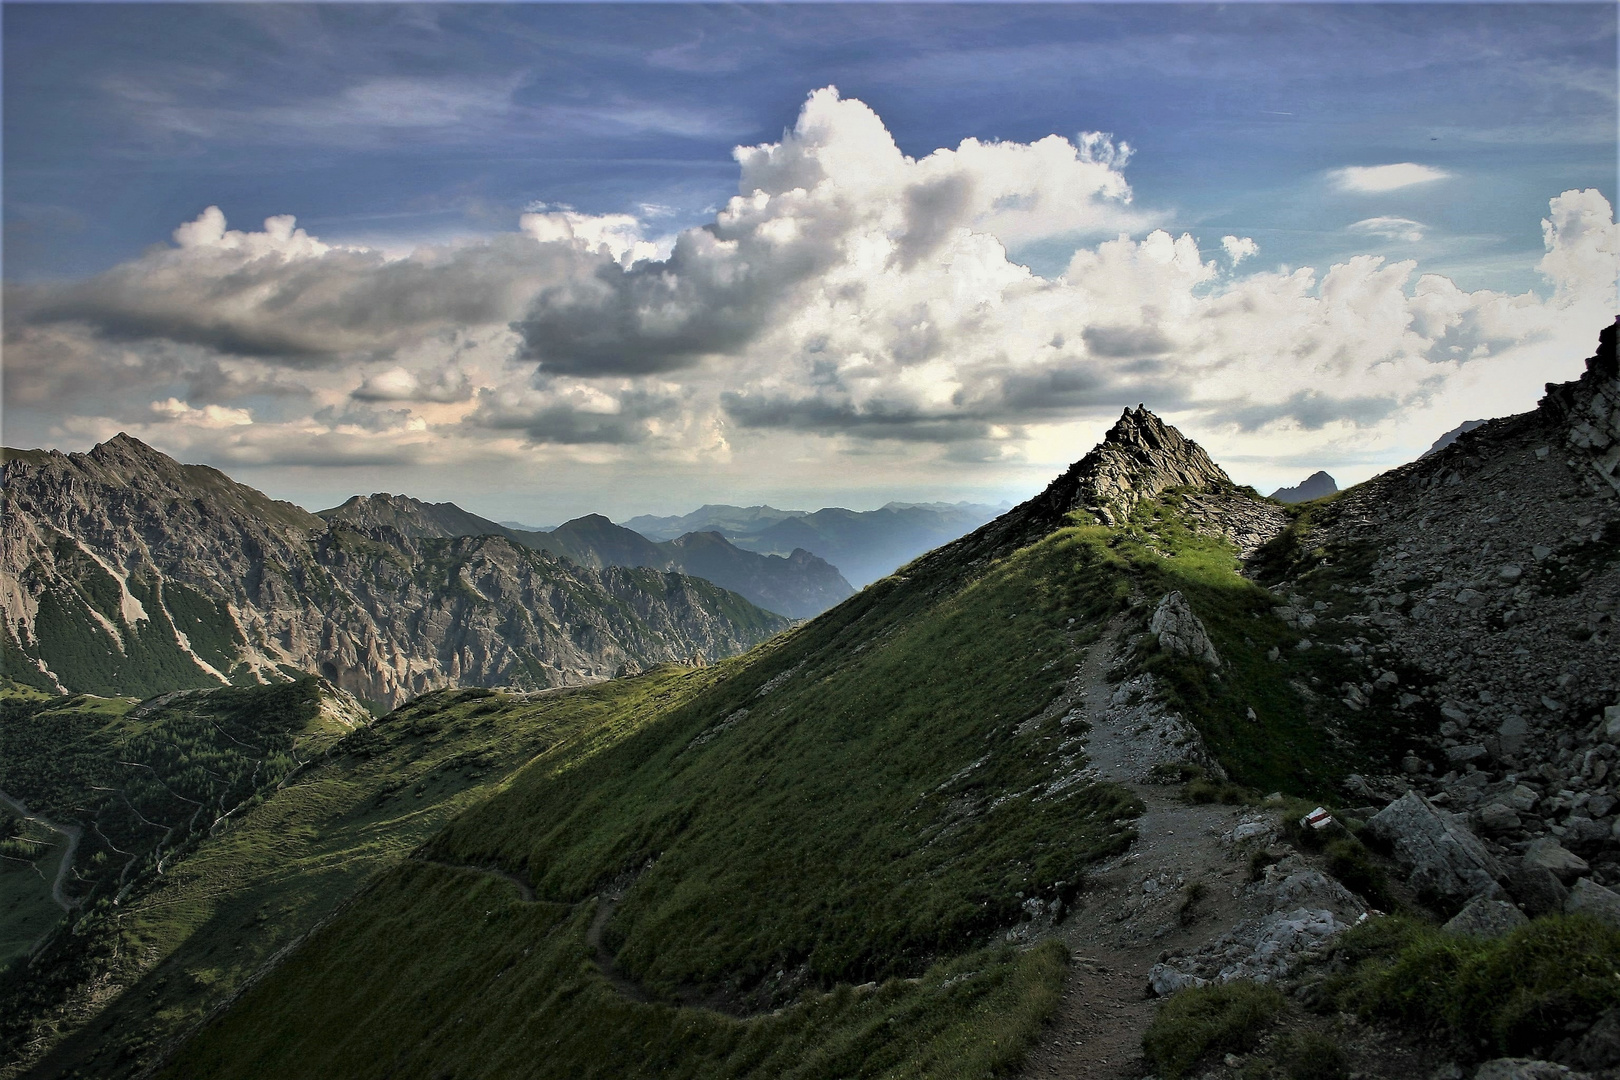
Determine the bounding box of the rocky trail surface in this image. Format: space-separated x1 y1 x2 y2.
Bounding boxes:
1016 621 1254 1080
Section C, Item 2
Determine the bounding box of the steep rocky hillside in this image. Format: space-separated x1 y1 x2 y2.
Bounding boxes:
1 437 789 706
322 497 854 619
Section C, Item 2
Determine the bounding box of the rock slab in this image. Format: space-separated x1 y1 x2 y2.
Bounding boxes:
1366 790 1504 902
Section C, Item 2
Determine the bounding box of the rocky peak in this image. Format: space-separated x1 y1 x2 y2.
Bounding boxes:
1042 405 1232 525
1541 317 1620 496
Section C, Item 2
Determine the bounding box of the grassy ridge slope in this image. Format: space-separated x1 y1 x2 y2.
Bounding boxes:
160 495 1419 1079
161 520 1147 1079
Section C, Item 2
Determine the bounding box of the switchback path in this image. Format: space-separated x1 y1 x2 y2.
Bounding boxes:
1 786 84 912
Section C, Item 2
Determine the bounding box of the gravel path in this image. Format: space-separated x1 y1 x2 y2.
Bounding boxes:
1017 622 1252 1080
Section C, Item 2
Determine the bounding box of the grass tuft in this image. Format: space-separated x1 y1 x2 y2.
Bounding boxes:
1142 980 1286 1080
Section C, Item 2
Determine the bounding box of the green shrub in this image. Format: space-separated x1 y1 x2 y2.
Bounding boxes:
1143 980 1286 1080
1277 1031 1348 1080
1328 914 1620 1059
1177 881 1208 927
1323 838 1396 911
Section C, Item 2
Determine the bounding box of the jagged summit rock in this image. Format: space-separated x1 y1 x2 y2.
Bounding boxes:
1269 470 1338 504
1542 316 1620 495
1041 405 1232 527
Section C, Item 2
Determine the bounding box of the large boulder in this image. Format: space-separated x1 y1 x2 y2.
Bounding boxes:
1571 1008 1620 1071
1444 896 1529 940
1506 863 1571 918
1523 837 1590 883
1366 790 1504 902
1150 591 1220 667
1566 878 1620 929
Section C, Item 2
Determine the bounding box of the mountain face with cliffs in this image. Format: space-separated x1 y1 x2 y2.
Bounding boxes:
0 436 790 706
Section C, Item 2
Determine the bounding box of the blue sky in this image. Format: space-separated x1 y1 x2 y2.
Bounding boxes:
3 4 1616 521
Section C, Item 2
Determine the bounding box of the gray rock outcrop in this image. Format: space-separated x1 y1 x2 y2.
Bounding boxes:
1523 837 1590 883
1443 895 1528 939
1150 591 1221 668
1566 877 1620 929
1366 790 1504 902
1474 1060 1592 1080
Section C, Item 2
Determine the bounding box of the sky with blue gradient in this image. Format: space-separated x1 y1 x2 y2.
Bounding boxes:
4 3 1616 522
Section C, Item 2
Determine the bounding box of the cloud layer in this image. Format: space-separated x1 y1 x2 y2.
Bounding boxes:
5 87 1616 491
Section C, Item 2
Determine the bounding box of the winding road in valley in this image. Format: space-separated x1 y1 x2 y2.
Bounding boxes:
0 786 84 912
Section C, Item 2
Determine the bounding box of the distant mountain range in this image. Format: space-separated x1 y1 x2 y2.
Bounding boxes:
321 498 852 619
1 436 789 706
1268 470 1339 503
623 501 1010 588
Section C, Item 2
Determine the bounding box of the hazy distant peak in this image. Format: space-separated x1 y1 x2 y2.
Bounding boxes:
1269 471 1339 504
1421 419 1489 458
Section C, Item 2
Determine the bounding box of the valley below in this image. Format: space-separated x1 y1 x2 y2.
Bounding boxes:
1 320 1617 1080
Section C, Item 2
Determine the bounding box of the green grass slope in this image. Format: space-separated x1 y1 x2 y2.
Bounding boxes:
121 490 1416 1080
9 482 1432 1080
161 520 1154 1080
3 677 697 1079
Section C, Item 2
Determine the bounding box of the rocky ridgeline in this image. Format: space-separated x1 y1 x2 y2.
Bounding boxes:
1260 322 1620 918
933 405 1289 582
1 435 789 706
1057 406 1234 526
322 495 854 620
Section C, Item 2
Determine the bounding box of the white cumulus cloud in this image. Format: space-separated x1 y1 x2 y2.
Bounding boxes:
6 87 1614 486
1221 235 1259 265
1330 163 1450 193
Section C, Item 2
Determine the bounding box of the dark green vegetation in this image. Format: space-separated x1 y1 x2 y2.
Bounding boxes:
1 677 661 1078
1320 913 1620 1061
173 860 1068 1080
428 525 1141 996
1142 980 1287 1080
161 519 1147 1080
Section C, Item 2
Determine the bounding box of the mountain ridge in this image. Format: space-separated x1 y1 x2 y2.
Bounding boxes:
321 498 853 619
625 500 1010 589
1 438 790 706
